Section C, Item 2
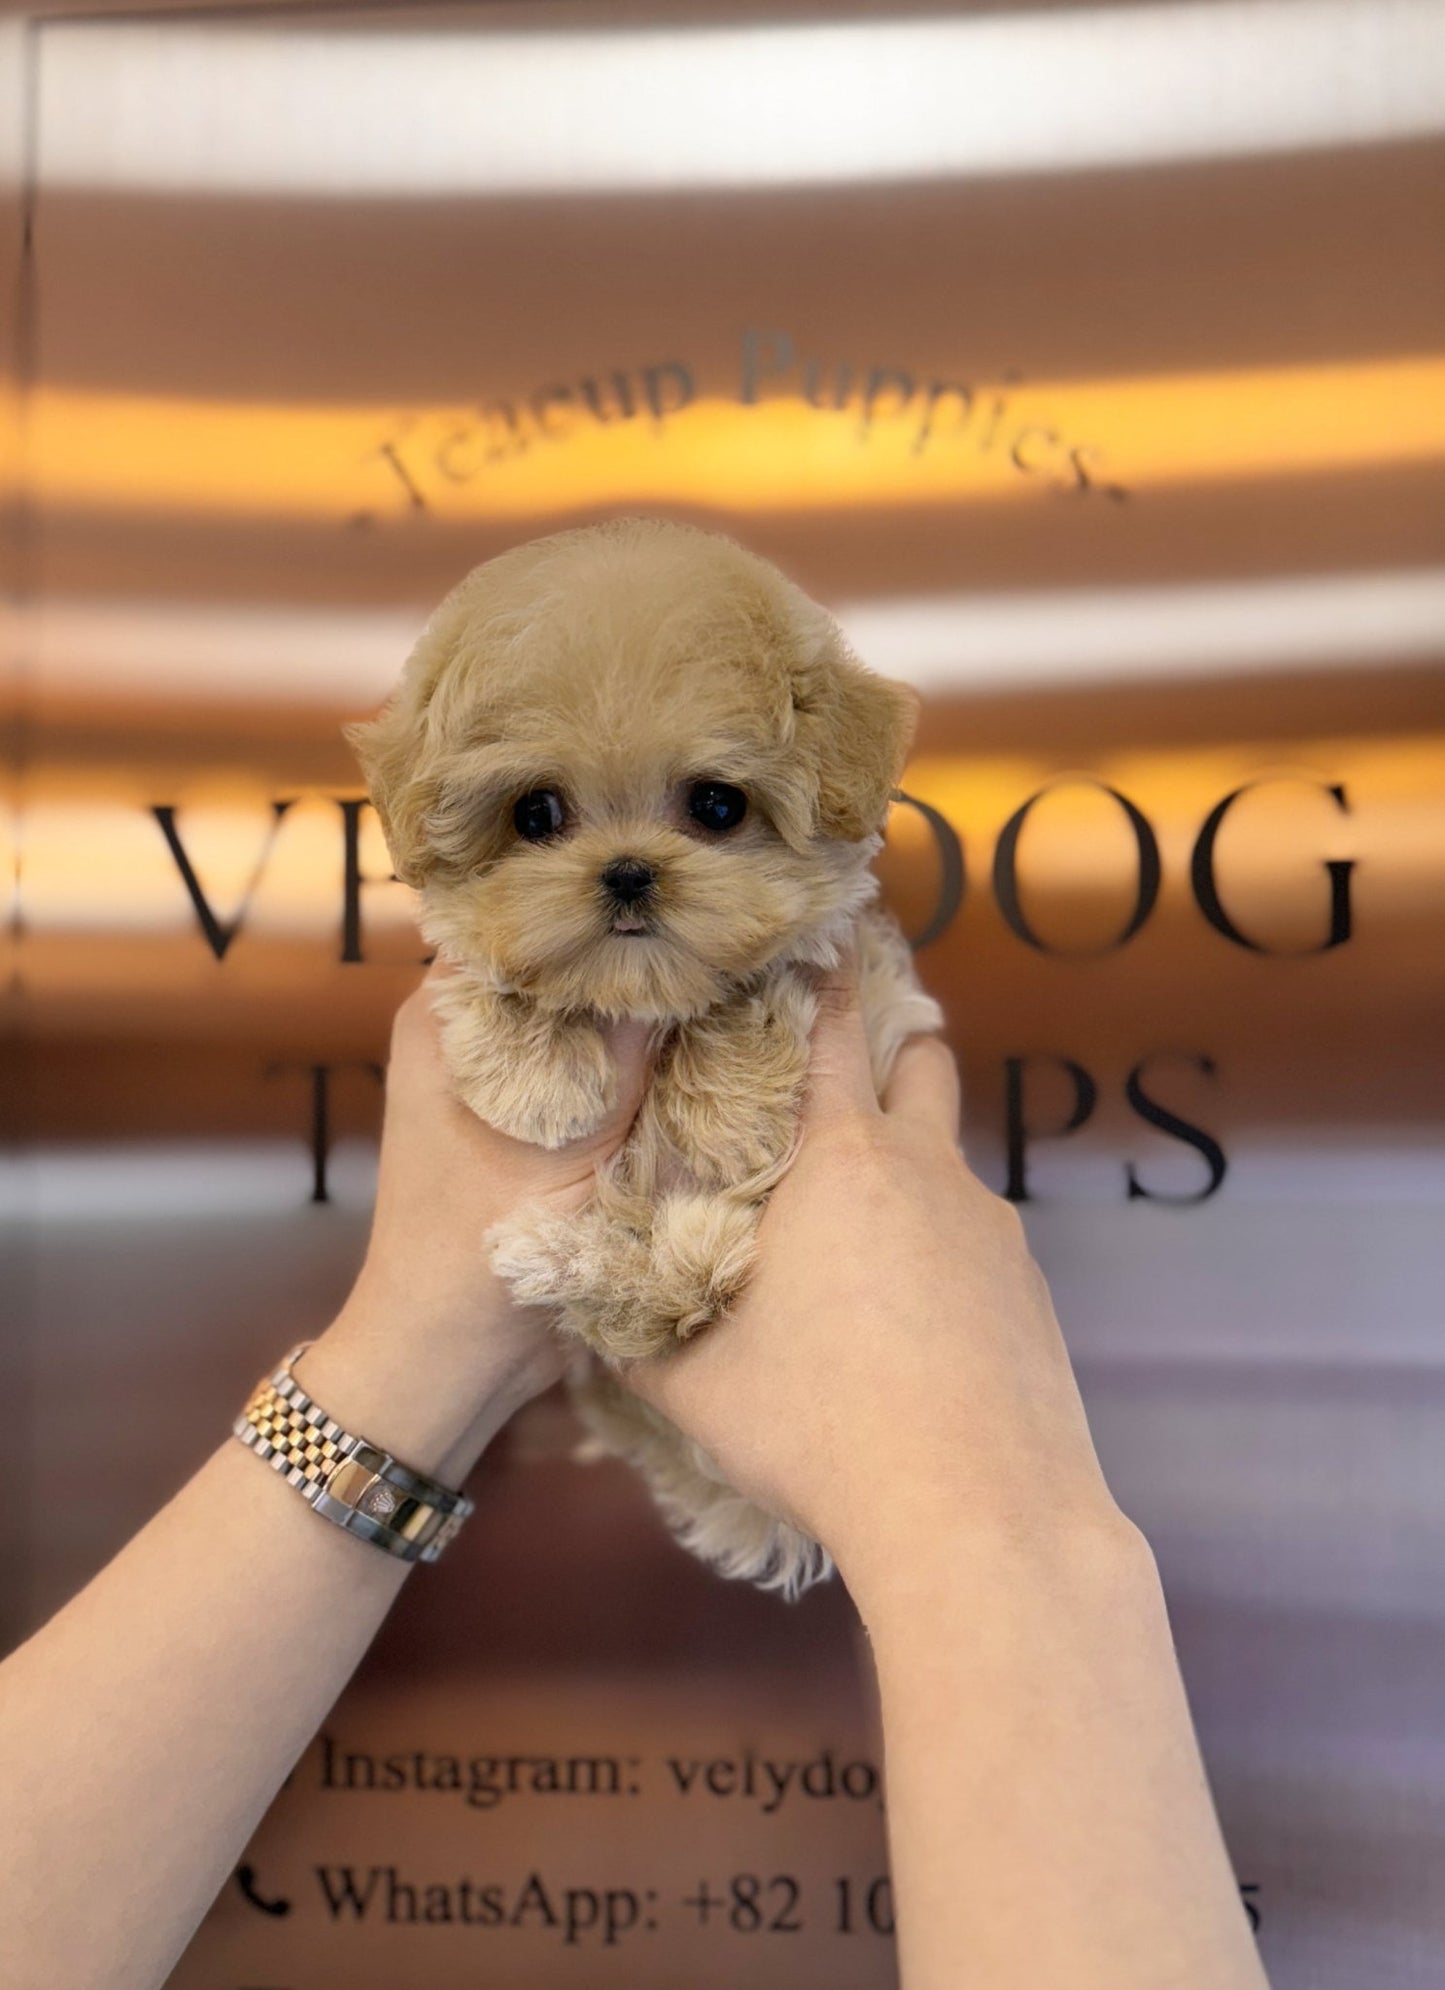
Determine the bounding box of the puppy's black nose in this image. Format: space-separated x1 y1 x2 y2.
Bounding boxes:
599 857 657 905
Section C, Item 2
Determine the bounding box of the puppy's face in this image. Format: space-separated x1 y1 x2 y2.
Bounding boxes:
347 521 918 1021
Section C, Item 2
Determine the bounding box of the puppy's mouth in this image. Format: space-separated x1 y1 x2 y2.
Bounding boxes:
608 910 655 937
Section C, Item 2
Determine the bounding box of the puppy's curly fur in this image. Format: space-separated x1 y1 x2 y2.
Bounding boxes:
346 518 943 1600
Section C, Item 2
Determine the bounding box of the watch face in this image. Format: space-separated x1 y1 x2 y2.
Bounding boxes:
10 8 1444 1990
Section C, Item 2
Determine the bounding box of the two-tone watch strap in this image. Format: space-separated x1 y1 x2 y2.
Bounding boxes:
233 1340 474 1564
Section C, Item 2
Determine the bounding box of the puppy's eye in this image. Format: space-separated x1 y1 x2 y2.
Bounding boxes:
688 781 749 833
513 788 567 841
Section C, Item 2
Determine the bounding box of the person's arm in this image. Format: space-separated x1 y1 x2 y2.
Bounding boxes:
849 1515 1264 1989
620 956 1270 1989
0 962 654 1990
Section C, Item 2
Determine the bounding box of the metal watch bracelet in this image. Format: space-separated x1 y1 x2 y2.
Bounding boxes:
232 1340 475 1564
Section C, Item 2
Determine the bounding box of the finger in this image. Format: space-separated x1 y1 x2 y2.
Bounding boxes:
391 951 458 1045
596 1016 660 1137
882 1032 962 1143
388 973 471 1114
800 938 881 1127
392 952 459 1062
615 1345 667 1413
614 1321 710 1423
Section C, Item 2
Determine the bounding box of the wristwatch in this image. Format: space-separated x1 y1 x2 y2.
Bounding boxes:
232 1340 474 1564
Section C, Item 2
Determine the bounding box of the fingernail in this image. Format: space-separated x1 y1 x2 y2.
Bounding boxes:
606 1018 654 1065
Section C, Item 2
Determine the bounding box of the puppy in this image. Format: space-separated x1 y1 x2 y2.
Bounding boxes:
345 518 944 1600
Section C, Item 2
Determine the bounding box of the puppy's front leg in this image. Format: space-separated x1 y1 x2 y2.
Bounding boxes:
652 968 814 1191
568 968 814 1362
427 971 617 1149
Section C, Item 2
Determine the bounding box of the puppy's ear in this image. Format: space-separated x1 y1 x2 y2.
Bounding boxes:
342 579 485 888
790 619 920 841
342 698 443 889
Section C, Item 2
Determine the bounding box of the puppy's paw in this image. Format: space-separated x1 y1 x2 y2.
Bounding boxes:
486 1204 604 1308
487 1203 655 1334
461 1052 614 1149
432 981 616 1148
649 1192 759 1341
579 1193 759 1366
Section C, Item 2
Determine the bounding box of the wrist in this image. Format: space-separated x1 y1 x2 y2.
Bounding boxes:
839 1499 1157 1645
301 1289 562 1487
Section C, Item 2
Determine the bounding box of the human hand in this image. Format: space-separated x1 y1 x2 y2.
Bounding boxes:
617 949 1130 1609
306 955 656 1480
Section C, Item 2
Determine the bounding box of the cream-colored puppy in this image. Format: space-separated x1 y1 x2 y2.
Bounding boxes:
346 518 943 1600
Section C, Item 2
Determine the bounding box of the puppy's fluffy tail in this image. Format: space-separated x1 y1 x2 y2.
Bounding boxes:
566 1355 835 1603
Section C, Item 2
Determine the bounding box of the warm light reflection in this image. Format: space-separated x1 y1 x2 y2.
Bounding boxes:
22 784 410 935
28 355 1445 525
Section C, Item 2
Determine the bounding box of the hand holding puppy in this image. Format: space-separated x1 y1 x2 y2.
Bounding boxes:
617 947 1129 1610
302 954 657 1487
